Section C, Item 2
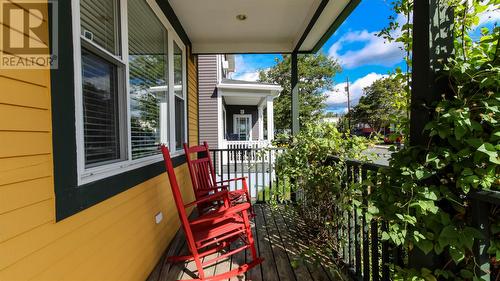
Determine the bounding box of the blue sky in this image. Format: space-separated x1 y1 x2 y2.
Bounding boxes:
232 1 499 114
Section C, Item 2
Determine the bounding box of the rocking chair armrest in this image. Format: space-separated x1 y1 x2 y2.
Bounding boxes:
217 177 247 184
184 190 229 208
189 202 251 225
200 185 229 192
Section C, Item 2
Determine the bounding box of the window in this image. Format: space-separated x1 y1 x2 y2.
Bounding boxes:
75 0 187 184
81 50 122 166
80 0 126 168
80 0 120 55
173 42 185 150
128 0 169 159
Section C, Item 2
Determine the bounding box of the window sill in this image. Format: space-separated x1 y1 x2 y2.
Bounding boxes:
79 151 185 185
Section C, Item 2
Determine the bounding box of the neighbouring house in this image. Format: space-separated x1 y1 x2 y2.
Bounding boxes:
198 55 282 150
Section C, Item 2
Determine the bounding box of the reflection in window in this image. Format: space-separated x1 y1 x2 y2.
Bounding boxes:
80 0 120 55
174 42 185 150
82 50 121 166
128 0 169 159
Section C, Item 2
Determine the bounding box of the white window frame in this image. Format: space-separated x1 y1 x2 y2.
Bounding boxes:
169 37 188 153
222 107 227 140
72 0 188 185
233 114 253 141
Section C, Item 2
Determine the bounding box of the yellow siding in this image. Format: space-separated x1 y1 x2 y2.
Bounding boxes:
0 9 199 281
188 48 199 146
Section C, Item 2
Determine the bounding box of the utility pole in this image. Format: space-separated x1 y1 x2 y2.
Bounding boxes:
345 76 351 130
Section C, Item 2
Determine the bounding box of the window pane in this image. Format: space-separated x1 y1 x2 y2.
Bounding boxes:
174 43 183 97
80 0 119 55
173 42 185 150
128 0 169 159
175 96 185 150
82 50 121 166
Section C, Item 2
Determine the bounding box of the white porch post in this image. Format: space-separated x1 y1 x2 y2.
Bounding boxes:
266 96 274 141
217 94 224 148
258 106 264 140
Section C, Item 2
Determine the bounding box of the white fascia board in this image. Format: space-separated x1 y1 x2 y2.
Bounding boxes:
217 83 283 94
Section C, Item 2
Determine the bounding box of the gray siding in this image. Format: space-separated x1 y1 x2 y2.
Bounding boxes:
198 55 219 148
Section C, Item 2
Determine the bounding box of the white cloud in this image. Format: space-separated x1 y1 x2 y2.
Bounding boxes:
478 6 500 26
324 72 388 106
232 71 259 81
231 55 260 81
328 30 405 68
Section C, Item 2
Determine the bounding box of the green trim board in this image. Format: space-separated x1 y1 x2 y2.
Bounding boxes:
50 0 190 222
293 0 329 52
155 0 191 47
311 0 361 53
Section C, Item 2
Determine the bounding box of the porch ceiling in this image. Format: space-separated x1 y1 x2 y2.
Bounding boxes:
224 96 263 106
167 0 358 54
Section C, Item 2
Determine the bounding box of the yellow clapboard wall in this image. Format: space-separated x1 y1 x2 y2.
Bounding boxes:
0 6 199 281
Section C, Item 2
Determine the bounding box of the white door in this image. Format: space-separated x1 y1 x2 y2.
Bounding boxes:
233 114 252 141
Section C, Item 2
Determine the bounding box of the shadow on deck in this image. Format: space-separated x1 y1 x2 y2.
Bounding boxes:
147 204 344 281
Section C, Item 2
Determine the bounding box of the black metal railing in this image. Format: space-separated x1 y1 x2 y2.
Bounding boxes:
209 147 289 203
333 159 400 281
209 147 499 280
335 159 499 281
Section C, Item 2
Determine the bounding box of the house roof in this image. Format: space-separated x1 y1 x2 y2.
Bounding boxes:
166 0 360 54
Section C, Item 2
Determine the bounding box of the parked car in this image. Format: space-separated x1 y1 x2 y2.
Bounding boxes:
384 134 403 144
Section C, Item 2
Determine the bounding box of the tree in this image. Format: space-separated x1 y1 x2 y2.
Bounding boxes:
350 76 407 133
258 54 341 131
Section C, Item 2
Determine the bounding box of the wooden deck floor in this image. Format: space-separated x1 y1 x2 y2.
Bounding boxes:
147 204 342 281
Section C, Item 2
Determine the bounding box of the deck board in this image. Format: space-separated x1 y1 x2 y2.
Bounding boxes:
272 206 312 281
147 204 341 281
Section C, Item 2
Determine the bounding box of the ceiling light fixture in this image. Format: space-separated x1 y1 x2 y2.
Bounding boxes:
236 14 247 21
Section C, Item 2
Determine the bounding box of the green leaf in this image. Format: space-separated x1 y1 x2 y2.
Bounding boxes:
449 246 465 264
477 143 500 164
454 125 466 139
460 269 474 279
415 239 434 255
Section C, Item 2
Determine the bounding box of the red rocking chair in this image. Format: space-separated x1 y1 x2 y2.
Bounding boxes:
161 145 263 281
183 142 254 216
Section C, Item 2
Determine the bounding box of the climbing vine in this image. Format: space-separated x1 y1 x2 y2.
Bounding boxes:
276 1 499 280
368 1 500 279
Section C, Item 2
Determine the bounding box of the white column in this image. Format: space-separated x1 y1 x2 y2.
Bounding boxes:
217 94 224 148
258 106 264 140
266 96 274 141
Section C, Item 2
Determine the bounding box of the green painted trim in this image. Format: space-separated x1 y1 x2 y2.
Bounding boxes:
51 0 187 222
293 0 329 52
155 0 191 47
311 0 361 53
56 157 186 221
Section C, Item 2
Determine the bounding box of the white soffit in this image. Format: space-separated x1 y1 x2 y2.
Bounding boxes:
224 96 262 106
297 0 351 52
168 0 350 54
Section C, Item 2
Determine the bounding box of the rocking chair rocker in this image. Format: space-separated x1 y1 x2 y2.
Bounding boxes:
161 145 263 281
183 142 254 216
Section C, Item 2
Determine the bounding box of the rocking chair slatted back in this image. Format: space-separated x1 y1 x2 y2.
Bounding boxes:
183 142 218 197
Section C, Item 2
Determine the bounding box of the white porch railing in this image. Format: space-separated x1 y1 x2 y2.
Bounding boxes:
220 140 270 163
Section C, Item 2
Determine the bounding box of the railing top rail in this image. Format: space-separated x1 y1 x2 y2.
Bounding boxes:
329 156 389 170
345 159 388 170
469 190 500 205
211 147 284 152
